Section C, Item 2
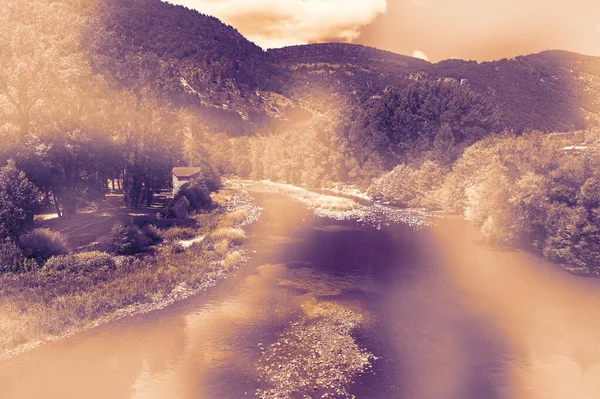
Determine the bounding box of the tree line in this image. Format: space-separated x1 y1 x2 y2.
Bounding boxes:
210 79 500 186
0 0 216 226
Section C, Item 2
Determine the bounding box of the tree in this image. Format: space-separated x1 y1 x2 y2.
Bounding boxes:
0 1 88 139
0 160 39 239
351 80 500 167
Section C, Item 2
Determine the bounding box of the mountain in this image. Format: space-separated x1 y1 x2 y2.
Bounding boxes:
82 0 600 136
84 0 301 136
427 51 600 132
267 45 600 132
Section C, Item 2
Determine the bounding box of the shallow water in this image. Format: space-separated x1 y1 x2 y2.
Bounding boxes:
1 192 600 399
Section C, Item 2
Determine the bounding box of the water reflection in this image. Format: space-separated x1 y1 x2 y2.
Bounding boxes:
2 195 600 399
0 313 187 399
431 217 600 399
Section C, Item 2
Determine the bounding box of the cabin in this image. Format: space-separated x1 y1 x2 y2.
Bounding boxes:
172 167 202 196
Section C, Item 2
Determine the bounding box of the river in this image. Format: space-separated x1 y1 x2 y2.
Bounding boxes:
1 191 600 399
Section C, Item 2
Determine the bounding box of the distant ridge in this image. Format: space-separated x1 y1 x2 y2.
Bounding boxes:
85 0 600 134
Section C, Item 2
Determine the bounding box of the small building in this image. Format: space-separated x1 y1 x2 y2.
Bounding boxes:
172 167 202 196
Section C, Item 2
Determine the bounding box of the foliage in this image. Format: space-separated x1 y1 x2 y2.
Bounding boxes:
0 239 37 274
220 80 497 188
161 226 197 241
44 251 116 274
176 179 213 212
0 188 249 356
210 228 246 246
0 160 39 239
437 132 600 273
99 223 151 255
351 80 500 168
368 160 445 208
18 228 69 263
141 224 162 244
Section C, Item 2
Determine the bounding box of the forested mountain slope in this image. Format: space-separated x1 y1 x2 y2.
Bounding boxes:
84 0 301 136
270 45 600 132
83 0 600 136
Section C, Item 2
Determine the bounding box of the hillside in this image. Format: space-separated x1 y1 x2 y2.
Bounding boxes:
269 44 600 132
85 0 301 136
428 51 600 132
82 0 600 136
266 43 431 104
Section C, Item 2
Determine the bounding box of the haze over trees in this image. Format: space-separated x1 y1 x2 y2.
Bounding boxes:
1 0 600 275
0 0 192 219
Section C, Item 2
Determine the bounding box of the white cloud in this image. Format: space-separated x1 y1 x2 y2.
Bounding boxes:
165 0 388 49
412 50 429 60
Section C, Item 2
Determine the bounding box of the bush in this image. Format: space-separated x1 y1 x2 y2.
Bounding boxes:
162 226 197 241
173 196 190 219
368 160 445 208
99 223 151 255
0 160 39 239
159 197 191 219
19 228 69 263
223 251 243 269
176 179 213 212
200 171 221 193
44 251 116 274
0 239 37 273
213 239 230 255
210 227 246 246
141 224 163 244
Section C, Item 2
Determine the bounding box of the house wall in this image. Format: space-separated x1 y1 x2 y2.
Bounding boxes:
173 175 186 196
172 174 199 196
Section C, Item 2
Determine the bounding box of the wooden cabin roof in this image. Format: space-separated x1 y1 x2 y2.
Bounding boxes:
172 167 202 178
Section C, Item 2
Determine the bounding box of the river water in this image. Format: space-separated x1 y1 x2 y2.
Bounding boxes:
2 192 600 399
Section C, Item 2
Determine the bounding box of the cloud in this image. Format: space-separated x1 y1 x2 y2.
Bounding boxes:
165 0 388 49
412 50 429 60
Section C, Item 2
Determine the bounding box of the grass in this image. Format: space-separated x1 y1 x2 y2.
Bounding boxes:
161 226 197 241
210 227 246 245
0 187 260 360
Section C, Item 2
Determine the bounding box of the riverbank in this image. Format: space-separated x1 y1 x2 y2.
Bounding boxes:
3 181 600 399
238 179 430 228
0 185 261 361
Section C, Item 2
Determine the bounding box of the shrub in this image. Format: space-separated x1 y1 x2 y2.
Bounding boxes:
213 239 230 255
0 239 37 273
159 199 176 219
0 160 39 239
210 228 246 246
368 160 445 208
162 226 197 241
176 179 213 212
159 197 191 219
19 228 69 263
45 251 116 274
225 210 250 226
141 224 163 244
173 196 190 219
223 251 243 269
200 171 221 193
99 223 151 255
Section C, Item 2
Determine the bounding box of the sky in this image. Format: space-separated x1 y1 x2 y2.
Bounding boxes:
166 0 600 62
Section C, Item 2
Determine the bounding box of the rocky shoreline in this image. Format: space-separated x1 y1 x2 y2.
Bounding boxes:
256 302 376 399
